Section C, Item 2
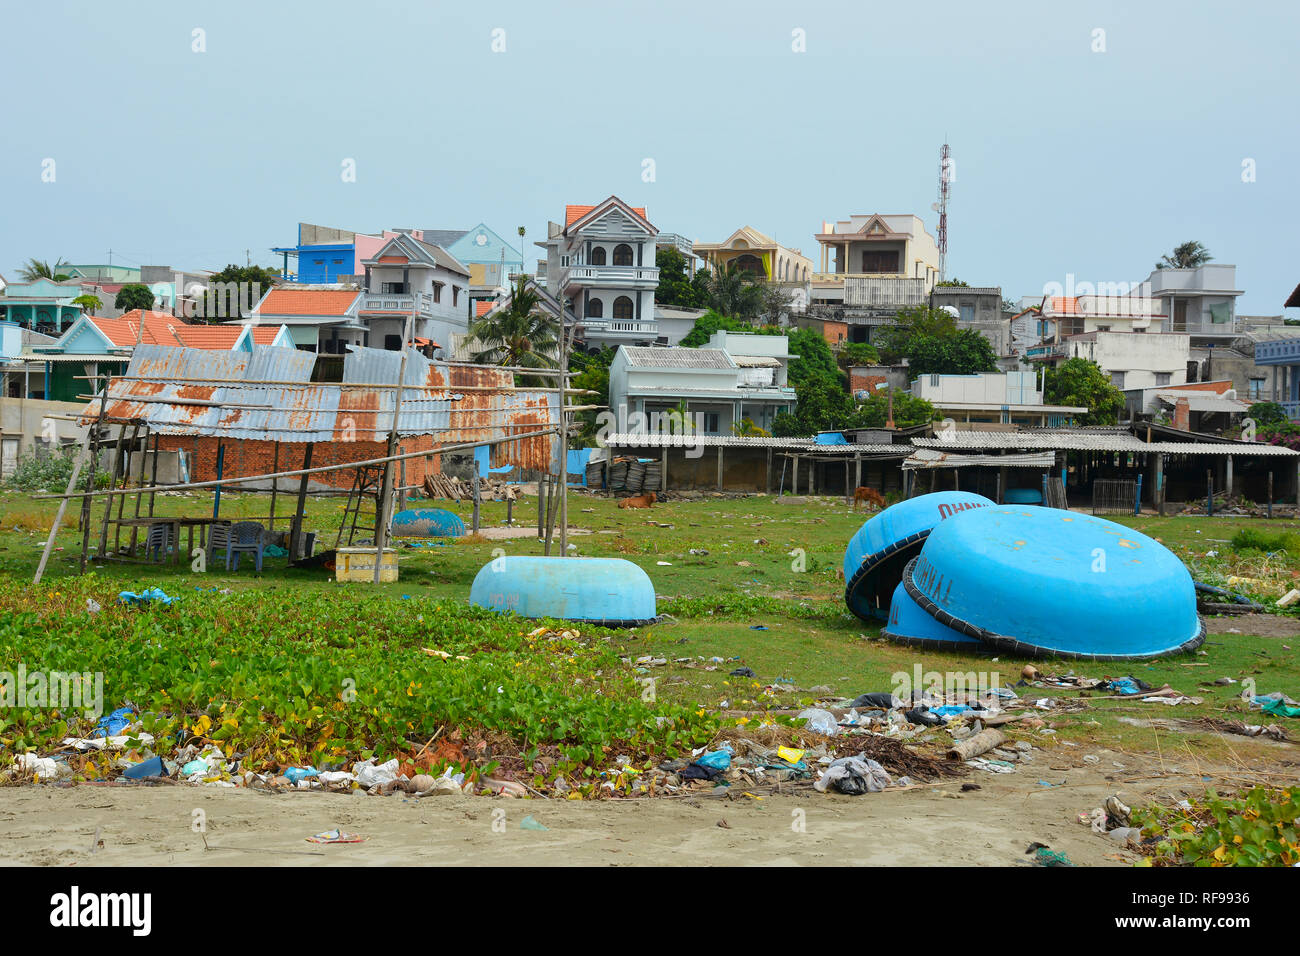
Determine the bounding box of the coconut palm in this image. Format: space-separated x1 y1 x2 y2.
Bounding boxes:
18 257 72 281
705 262 764 320
1156 241 1213 270
469 277 559 369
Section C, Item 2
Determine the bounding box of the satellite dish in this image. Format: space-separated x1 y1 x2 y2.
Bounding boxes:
939 305 960 319
930 202 941 212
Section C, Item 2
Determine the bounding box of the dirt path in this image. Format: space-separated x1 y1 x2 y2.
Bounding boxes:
0 762 1204 867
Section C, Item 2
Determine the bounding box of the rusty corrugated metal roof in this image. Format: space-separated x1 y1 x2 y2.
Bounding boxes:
82 345 559 469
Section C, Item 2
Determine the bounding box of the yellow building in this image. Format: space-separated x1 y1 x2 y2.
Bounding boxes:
811 214 941 310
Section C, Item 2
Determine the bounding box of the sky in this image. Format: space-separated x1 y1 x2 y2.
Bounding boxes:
2 0 1297 313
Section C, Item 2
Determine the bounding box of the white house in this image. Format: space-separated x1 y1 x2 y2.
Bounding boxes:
1141 264 1244 342
1028 330 1190 394
538 197 660 351
608 332 797 435
910 370 1086 426
359 232 472 352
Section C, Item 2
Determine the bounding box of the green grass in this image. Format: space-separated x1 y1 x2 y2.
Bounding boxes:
1 488 1298 770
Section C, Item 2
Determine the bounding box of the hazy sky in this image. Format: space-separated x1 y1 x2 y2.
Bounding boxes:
3 0 1296 312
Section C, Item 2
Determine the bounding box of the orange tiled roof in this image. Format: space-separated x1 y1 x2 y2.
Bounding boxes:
1159 380 1235 395
475 300 493 317
88 311 187 347
565 203 647 228
255 288 359 316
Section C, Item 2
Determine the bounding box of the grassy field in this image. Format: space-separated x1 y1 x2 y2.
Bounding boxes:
1 486 1299 771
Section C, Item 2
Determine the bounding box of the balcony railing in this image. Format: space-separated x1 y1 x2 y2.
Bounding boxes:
564 266 659 284
359 291 436 315
1162 318 1242 335
582 319 659 335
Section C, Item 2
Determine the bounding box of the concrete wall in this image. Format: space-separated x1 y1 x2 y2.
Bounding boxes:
0 396 88 457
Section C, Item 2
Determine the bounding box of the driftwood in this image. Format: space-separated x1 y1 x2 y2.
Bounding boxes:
946 728 1007 761
423 473 520 502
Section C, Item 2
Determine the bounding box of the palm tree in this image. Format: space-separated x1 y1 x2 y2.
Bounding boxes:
706 262 764 320
1156 241 1213 271
469 277 559 370
18 257 72 281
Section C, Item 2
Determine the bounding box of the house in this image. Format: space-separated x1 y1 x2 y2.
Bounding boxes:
1125 379 1248 427
60 264 141 283
0 278 92 334
808 214 941 343
273 223 376 283
1039 294 1165 338
910 371 1086 427
1027 330 1191 393
245 287 364 354
929 284 1011 358
16 310 292 401
422 224 525 304
358 232 472 352
694 227 812 309
608 332 797 436
538 196 661 350
1142 263 1244 345
656 233 698 276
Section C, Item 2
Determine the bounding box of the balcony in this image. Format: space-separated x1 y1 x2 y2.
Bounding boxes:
563 265 659 288
812 276 928 309
582 319 660 337
358 291 436 317
1161 318 1242 336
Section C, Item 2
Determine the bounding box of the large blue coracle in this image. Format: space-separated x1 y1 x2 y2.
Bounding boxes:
881 581 985 651
470 556 657 627
843 491 995 621
391 508 466 538
905 506 1203 660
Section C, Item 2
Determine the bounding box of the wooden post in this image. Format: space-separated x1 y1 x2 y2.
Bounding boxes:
1206 469 1214 517
127 426 149 556
661 445 668 494
34 444 89 584
1268 470 1273 519
765 446 773 494
716 444 724 491
290 443 314 560
113 423 140 557
471 458 481 533
853 454 862 499
1225 454 1234 499
537 475 547 540
792 454 799 495
1155 453 1165 516
96 424 129 560
374 315 416 583
397 452 407 514
268 441 280 532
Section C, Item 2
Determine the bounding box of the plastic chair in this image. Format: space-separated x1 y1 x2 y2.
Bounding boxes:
225 521 265 572
144 523 172 562
207 521 232 563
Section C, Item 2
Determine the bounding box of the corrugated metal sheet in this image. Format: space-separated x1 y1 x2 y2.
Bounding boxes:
911 433 1299 457
82 345 559 470
903 448 1057 470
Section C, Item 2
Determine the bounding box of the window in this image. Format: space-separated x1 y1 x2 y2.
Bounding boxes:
589 246 607 266
732 253 765 277
1156 372 1171 386
1110 371 1126 388
613 244 634 266
431 282 442 303
561 255 570 267
704 413 720 433
1249 378 1264 399
380 281 408 294
587 298 604 319
384 334 401 351
613 296 634 320
860 250 899 273
452 286 460 306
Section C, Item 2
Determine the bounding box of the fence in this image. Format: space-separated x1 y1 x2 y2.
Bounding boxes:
1092 478 1138 515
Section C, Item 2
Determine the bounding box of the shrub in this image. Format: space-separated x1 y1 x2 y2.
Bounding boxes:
1229 528 1292 553
1135 787 1300 866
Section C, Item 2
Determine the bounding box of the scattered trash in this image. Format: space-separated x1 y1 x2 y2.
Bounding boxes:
796 707 839 737
814 756 893 795
117 587 176 607
306 830 366 844
520 815 549 831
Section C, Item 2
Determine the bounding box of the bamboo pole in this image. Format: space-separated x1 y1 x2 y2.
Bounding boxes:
374 318 416 584
34 444 89 584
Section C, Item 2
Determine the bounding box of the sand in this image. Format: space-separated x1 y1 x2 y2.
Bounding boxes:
0 757 1208 867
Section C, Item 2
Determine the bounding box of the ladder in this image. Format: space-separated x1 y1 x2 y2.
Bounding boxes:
335 464 385 548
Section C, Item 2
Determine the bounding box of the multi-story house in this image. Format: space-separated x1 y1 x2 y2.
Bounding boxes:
421 224 525 306
809 213 942 344
910 370 1086 427
1040 294 1165 338
1027 330 1191 395
1142 263 1244 345
929 283 1012 360
695 227 812 310
538 196 660 350
357 232 472 352
608 331 797 436
0 278 92 335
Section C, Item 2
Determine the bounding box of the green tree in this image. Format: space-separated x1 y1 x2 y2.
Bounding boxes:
838 341 880 370
197 264 282 321
784 326 840 389
1156 240 1213 271
906 328 999 378
568 347 613 445
114 283 157 312
654 246 705 308
851 388 938 429
18 258 71 281
1042 358 1125 425
771 377 856 437
934 278 969 287
469 277 559 371
873 305 958 364
678 309 758 347
1248 401 1287 428
71 293 102 315
705 262 764 320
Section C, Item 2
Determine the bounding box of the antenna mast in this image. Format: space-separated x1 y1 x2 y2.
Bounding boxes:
936 142 951 283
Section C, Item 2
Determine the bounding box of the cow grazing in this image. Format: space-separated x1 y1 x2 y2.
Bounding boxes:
853 486 886 511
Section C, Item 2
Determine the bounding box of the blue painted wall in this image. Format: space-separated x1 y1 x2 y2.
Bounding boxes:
296 243 355 283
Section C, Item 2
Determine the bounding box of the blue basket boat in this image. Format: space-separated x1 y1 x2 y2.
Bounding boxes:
904 506 1204 660
470 556 657 627
881 581 985 651
843 491 995 621
391 508 466 538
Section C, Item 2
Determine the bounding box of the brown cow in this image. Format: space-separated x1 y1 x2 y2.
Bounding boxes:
617 492 657 509
853 486 886 511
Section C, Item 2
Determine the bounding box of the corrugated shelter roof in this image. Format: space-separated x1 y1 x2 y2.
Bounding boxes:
82 345 558 470
911 431 1298 456
903 448 1057 470
621 346 735 369
1156 391 1248 413
603 432 907 454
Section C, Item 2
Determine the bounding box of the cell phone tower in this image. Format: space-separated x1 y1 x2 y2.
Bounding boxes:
934 142 952 284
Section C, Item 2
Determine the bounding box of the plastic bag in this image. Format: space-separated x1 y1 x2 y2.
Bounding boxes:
814 756 892 795
796 708 839 736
